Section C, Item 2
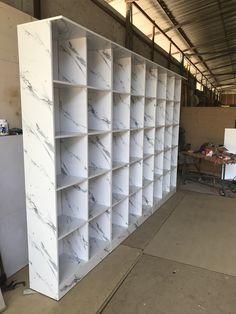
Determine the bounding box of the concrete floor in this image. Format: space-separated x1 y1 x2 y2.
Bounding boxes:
3 190 236 314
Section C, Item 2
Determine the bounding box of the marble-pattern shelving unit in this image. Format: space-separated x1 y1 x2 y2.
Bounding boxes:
17 16 182 300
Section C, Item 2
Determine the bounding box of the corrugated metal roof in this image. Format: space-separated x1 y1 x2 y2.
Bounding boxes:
106 0 236 92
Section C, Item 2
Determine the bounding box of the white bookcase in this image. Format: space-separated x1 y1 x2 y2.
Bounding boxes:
17 16 182 300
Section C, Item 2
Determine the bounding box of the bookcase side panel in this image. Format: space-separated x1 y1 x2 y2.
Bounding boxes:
18 21 59 299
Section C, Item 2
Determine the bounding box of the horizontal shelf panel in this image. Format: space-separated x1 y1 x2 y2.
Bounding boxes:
155 149 164 155
154 197 161 206
154 174 162 181
130 128 143 132
90 238 110 260
163 169 171 175
156 125 165 129
53 80 86 89
88 167 110 179
112 129 130 133
113 90 130 95
145 96 156 100
143 153 154 160
58 215 86 240
143 205 152 214
129 213 140 226
130 156 143 164
164 147 172 152
88 129 111 135
143 126 155 130
129 185 142 195
89 203 110 220
55 131 86 139
131 93 145 97
112 224 128 240
112 193 127 206
165 124 173 128
143 178 153 187
59 253 86 285
172 144 178 149
87 85 111 92
57 174 87 191
112 161 128 171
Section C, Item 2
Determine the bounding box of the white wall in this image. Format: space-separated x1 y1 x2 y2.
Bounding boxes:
0 2 34 128
0 2 35 276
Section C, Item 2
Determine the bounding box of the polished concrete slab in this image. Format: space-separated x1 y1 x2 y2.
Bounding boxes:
3 245 141 314
102 254 236 314
123 192 186 250
144 192 236 276
3 191 236 314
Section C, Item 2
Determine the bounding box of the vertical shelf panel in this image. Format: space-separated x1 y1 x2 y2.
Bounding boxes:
130 96 144 129
129 190 142 223
166 75 175 101
87 38 112 90
164 126 172 150
113 94 130 130
131 56 146 96
155 127 165 154
88 90 112 132
112 199 129 243
164 149 171 172
88 133 111 177
54 86 87 136
154 152 164 177
144 128 155 158
145 64 157 98
165 101 174 126
144 98 156 127
130 130 144 162
89 210 111 259
56 136 88 189
156 100 166 127
56 37 87 84
163 171 171 194
112 166 129 205
112 131 129 168
57 181 88 240
113 48 131 93
157 70 167 100
173 102 180 125
129 160 143 194
171 146 178 168
153 175 163 207
143 182 154 216
143 156 154 185
88 172 111 220
172 125 179 147
174 77 182 102
170 168 177 190
59 223 89 285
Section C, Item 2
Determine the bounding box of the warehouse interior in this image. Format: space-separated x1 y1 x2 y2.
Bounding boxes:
0 0 236 313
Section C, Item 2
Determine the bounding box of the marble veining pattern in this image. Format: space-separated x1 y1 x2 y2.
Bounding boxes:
88 49 111 89
58 38 87 84
18 17 181 300
113 57 131 93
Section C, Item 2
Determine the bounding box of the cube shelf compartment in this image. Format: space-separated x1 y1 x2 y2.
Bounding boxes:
113 93 130 130
18 16 182 300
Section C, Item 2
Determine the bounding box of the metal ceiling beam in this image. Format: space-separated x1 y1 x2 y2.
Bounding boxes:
154 0 219 86
185 49 236 57
202 62 236 74
205 72 236 77
132 2 218 90
216 0 235 83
